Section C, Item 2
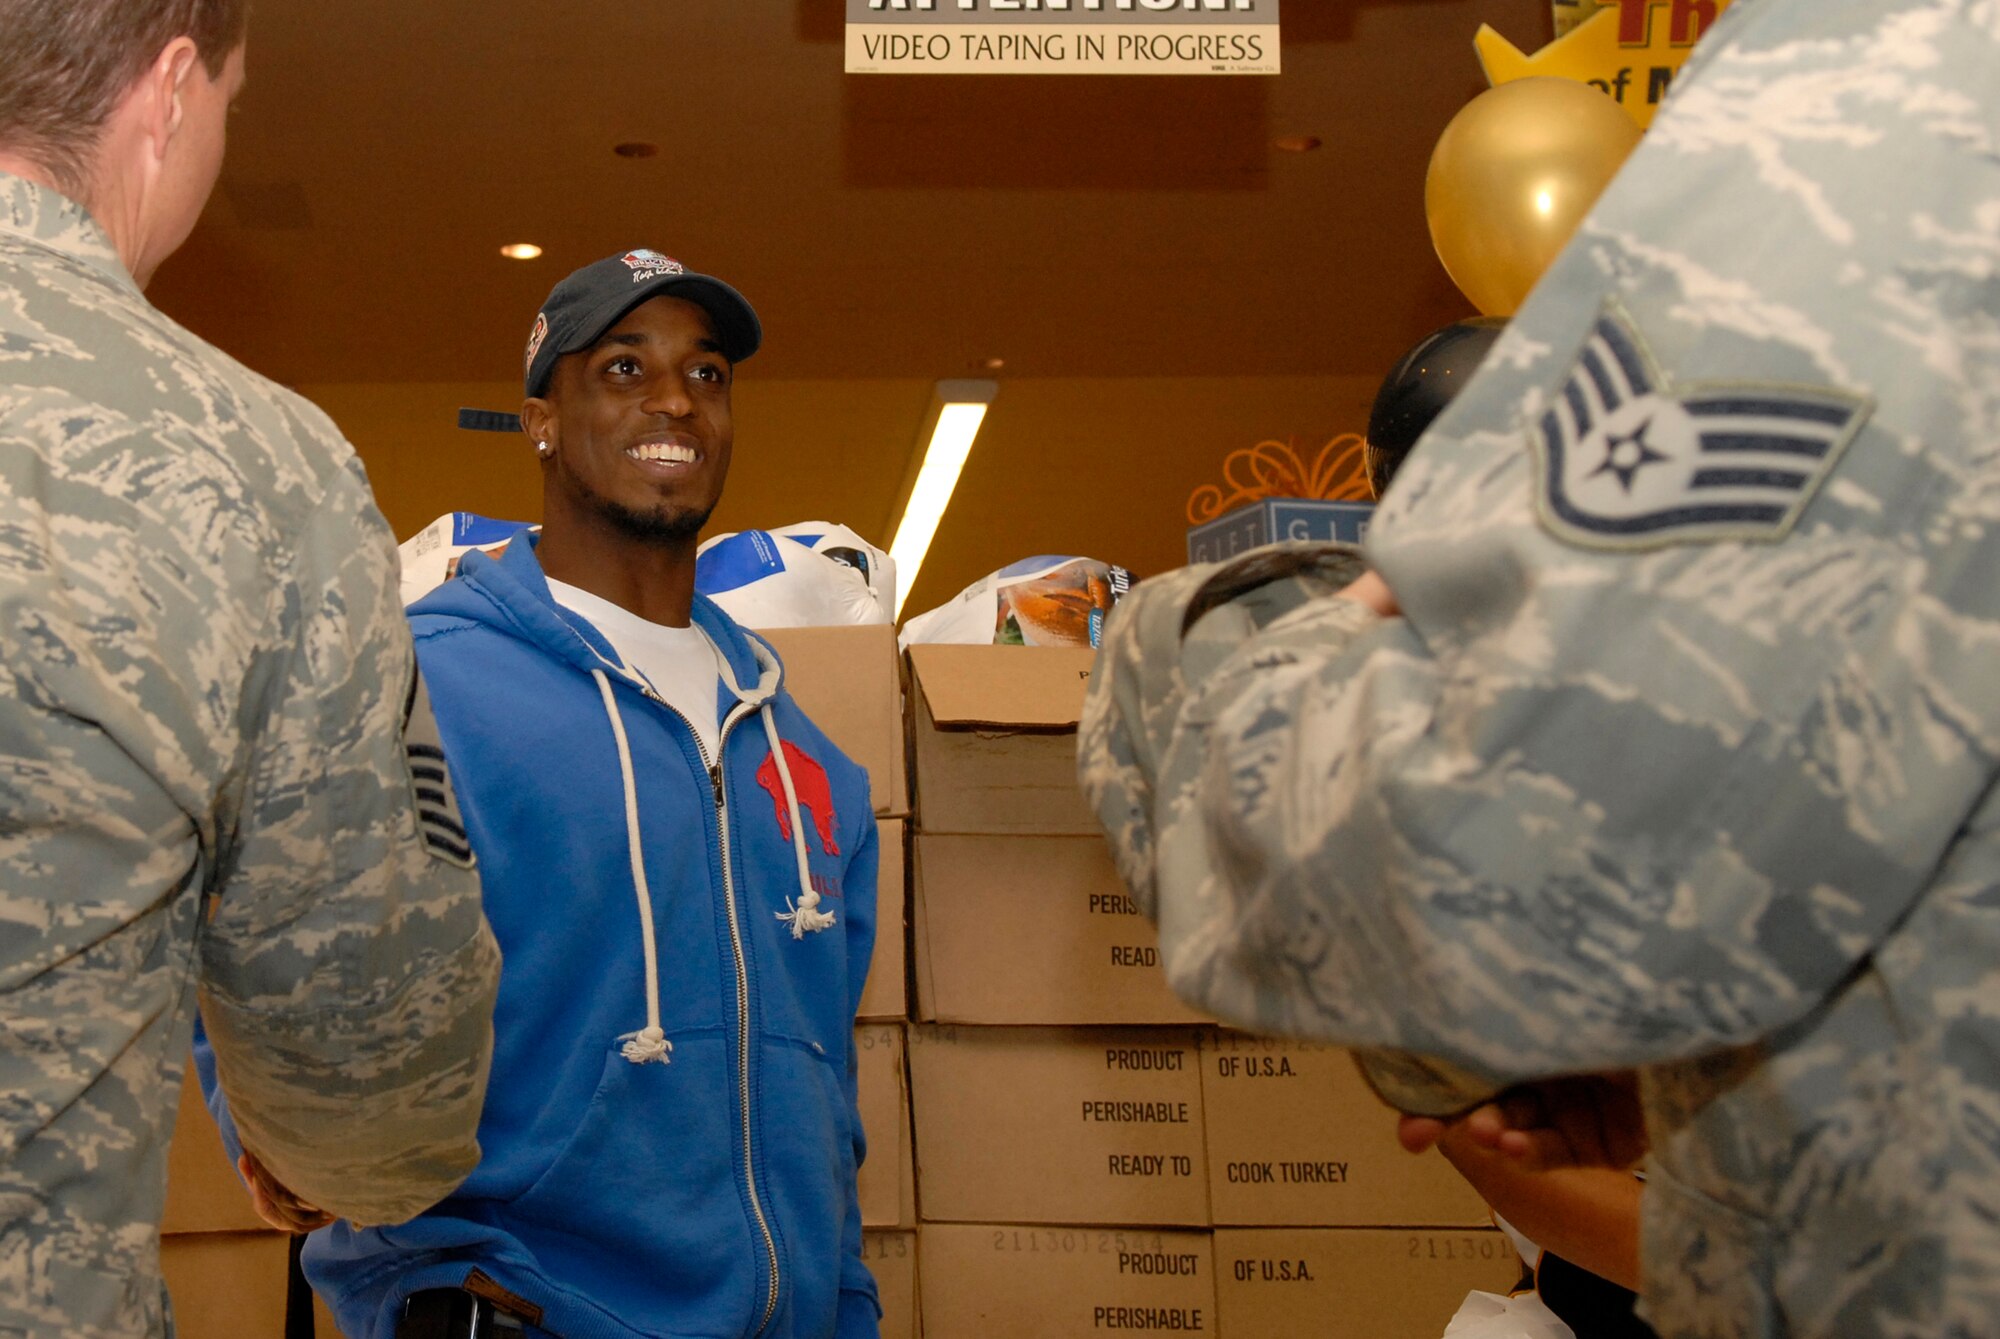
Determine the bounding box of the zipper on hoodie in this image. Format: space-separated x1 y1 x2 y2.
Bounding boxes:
638 683 784 1337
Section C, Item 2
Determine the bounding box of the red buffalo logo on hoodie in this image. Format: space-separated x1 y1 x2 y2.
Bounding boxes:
756 741 840 857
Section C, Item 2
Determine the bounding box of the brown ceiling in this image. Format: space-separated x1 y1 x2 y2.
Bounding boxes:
141 0 1554 615
149 0 1549 386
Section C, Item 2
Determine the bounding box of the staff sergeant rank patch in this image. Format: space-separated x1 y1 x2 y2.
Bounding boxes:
403 667 476 868
1532 305 1870 550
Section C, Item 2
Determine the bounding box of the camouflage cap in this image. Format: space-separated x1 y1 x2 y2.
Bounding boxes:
523 249 762 398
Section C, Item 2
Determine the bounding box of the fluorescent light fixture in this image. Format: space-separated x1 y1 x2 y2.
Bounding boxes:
500 243 544 260
888 379 999 618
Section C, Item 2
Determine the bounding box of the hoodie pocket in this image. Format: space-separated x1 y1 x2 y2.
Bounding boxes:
508 1034 760 1336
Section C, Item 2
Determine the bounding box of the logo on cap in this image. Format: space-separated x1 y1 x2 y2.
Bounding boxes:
622 249 686 284
525 313 549 372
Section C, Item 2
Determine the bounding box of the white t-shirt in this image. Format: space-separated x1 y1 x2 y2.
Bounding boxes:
548 579 723 762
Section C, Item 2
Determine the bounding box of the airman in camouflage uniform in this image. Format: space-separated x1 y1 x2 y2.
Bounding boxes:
1080 1 2000 1335
0 8 501 1335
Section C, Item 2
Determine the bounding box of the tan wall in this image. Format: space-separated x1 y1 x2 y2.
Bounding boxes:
304 373 1379 617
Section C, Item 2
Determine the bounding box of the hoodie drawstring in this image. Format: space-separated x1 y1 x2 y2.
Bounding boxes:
764 706 837 939
593 669 673 1066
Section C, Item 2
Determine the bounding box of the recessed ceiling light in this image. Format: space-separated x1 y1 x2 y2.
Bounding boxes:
1273 135 1323 153
613 141 660 159
979 356 1006 372
500 243 543 261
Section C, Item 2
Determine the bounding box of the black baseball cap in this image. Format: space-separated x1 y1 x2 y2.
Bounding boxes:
1363 316 1505 498
522 249 762 399
1366 316 1506 454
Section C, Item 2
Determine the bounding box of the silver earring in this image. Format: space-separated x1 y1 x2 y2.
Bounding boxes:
536 441 551 457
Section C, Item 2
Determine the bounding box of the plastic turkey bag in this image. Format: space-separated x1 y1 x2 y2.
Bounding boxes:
695 522 895 628
899 555 1132 649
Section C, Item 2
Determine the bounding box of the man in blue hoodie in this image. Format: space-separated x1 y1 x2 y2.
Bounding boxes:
205 251 882 1339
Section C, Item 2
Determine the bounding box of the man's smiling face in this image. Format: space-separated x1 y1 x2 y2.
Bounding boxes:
541 294 734 546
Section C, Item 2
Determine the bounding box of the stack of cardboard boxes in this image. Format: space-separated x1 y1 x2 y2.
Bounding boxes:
161 628 1521 1338
901 643 1524 1339
904 644 1214 1335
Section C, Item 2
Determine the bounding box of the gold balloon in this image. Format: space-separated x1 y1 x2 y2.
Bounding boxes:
1425 77 1643 317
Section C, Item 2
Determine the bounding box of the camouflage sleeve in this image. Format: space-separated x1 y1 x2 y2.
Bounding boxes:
1079 545 1369 916
1096 410 1992 1119
1083 555 1498 1115
196 454 500 1226
1084 1 2000 1118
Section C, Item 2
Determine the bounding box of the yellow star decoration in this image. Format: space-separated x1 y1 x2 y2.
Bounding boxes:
1476 0 1734 130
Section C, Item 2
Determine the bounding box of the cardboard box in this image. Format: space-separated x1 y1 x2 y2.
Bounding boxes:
863 1231 920 1339
760 624 907 818
1213 1228 1520 1339
919 1224 1214 1339
161 1230 291 1339
858 819 907 1022
857 1022 917 1229
163 1067 264 1235
908 1026 1209 1226
912 834 1204 1026
906 645 1097 836
1202 1035 1491 1227
1185 498 1375 565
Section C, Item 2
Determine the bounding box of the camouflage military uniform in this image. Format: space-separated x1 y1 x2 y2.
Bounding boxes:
0 174 501 1338
1079 2 2000 1335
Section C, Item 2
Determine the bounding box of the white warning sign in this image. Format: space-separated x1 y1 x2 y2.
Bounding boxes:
846 0 1282 76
